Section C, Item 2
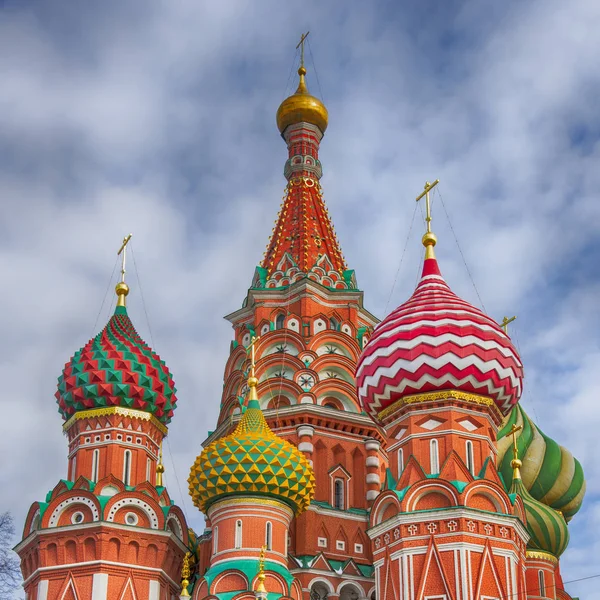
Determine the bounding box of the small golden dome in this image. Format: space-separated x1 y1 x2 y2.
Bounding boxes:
276 67 328 134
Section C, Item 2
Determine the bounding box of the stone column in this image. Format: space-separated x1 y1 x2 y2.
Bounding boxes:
297 425 315 466
365 439 381 503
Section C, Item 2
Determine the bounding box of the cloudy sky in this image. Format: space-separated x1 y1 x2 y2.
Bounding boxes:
1 0 599 597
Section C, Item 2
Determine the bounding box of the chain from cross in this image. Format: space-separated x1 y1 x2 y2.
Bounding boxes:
416 180 439 234
296 31 310 69
117 233 132 283
501 315 517 333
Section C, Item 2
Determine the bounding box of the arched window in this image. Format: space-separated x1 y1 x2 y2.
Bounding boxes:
275 314 285 330
429 439 439 475
213 526 218 555
123 450 132 486
398 448 404 477
235 520 242 549
334 479 345 510
329 317 339 331
265 522 272 551
538 570 545 597
91 449 99 483
146 458 151 482
466 440 474 475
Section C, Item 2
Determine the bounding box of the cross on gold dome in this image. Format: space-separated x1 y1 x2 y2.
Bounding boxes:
296 31 310 70
246 335 261 402
416 179 439 258
255 545 267 593
501 315 517 334
502 423 523 479
179 551 191 597
115 233 132 307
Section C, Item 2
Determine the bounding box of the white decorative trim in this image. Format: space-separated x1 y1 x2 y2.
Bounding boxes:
298 442 314 453
365 440 380 452
106 498 159 529
166 513 184 539
366 473 380 484
297 426 315 438
92 573 108 600
37 580 49 600
48 497 100 527
366 456 380 468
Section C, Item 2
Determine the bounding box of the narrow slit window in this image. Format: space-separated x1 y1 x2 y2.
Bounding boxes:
91 449 99 483
235 520 242 549
265 522 272 551
398 448 404 477
538 570 545 597
430 439 439 475
123 450 132 486
213 526 218 555
275 314 285 330
334 479 345 510
466 440 474 475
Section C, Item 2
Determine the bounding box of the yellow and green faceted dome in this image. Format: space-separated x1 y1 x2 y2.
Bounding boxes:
498 405 585 521
511 468 570 558
189 399 315 515
56 306 177 425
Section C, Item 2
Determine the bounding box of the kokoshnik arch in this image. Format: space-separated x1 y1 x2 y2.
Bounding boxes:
15 35 585 600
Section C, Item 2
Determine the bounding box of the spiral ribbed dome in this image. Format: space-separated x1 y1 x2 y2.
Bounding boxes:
511 467 570 558
56 306 177 425
188 398 315 515
498 405 586 521
356 254 524 421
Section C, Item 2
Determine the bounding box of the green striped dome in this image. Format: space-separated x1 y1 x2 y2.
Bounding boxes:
497 405 585 521
511 471 570 557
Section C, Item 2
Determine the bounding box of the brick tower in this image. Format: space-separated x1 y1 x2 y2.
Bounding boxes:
15 238 190 600
189 43 382 600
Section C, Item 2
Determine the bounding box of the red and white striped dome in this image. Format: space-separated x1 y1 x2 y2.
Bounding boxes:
356 255 523 421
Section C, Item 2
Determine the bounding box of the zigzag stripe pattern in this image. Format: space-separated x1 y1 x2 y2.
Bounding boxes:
356 256 523 420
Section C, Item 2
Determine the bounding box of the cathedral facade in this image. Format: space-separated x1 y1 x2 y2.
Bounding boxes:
15 48 585 600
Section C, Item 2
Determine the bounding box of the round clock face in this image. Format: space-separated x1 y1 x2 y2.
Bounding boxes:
297 373 316 390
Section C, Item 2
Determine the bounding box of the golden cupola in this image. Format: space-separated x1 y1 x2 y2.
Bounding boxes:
276 65 328 135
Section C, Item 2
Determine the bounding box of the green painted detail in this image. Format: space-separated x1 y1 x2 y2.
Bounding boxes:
342 269 357 289
56 306 177 425
189 404 315 515
384 468 397 491
253 266 268 289
498 405 586 520
511 474 570 557
231 340 239 350
203 558 293 593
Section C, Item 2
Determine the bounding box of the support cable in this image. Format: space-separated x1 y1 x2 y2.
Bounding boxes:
129 243 190 524
437 187 487 313
383 201 419 317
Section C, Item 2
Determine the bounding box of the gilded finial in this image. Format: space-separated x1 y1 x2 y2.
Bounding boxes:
501 315 517 334
255 545 267 594
416 180 439 259
247 335 261 403
503 423 523 480
179 551 191 597
116 234 132 307
156 442 165 487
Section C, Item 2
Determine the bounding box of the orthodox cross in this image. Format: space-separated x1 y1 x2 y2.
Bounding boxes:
296 31 310 69
501 315 517 334
117 234 132 283
180 551 191 597
247 335 261 378
416 180 439 234
503 423 523 461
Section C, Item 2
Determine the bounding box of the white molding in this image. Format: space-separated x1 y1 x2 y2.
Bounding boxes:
37 580 49 600
92 573 108 600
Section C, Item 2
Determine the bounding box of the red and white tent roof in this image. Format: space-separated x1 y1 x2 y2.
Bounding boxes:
356 255 523 421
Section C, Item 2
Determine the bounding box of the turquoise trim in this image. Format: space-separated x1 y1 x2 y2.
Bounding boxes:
203 558 293 593
114 306 127 316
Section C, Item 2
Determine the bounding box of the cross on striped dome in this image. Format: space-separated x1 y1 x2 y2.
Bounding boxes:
356 255 523 421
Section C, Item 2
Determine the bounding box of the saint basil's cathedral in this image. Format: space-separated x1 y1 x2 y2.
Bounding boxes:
14 42 586 600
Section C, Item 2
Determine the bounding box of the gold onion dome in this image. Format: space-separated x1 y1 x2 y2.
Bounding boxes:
276 66 328 134
188 384 315 515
